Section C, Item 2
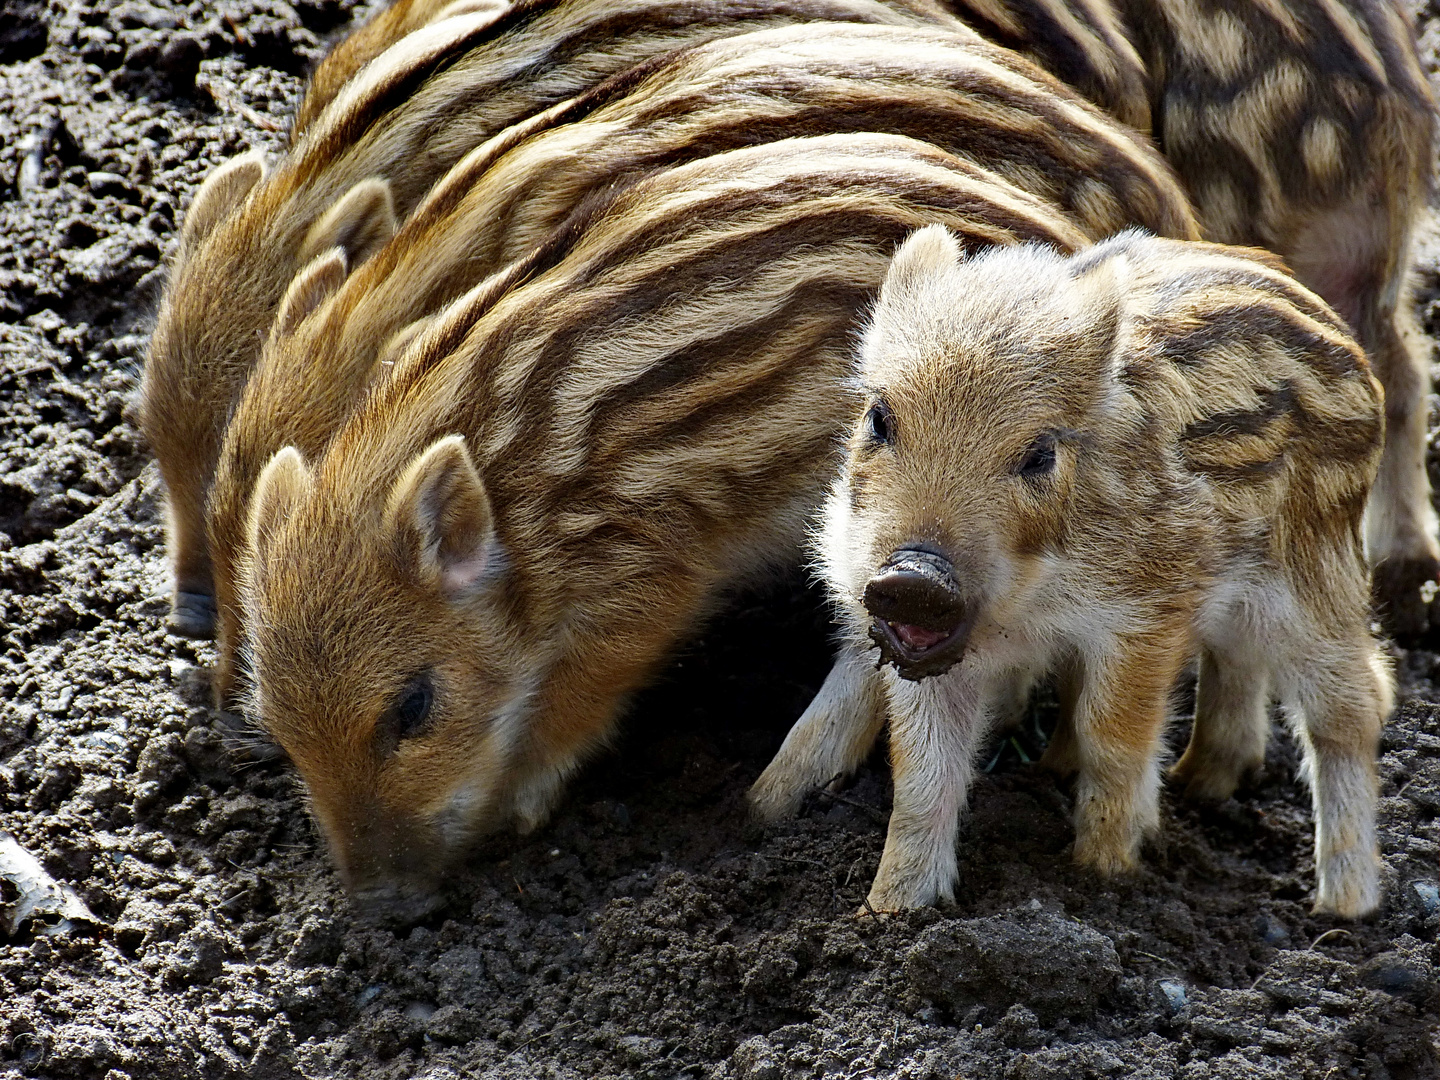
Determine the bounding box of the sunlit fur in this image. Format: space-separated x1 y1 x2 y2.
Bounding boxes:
967 0 1438 627
291 0 511 139
767 226 1391 917
140 0 971 634
146 0 1435 639
235 134 1098 917
204 20 1198 705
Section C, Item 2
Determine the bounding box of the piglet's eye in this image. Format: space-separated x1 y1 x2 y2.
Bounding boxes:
865 402 893 445
1017 433 1058 479
378 672 436 752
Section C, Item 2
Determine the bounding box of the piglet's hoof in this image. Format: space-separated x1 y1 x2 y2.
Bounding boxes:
168 591 218 639
1371 556 1440 640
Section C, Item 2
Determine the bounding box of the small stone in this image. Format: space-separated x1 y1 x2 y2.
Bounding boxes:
1359 953 1434 1006
357 985 385 1007
1158 979 1188 1014
87 171 130 198
1410 880 1438 917
403 1001 436 1022
1254 913 1289 946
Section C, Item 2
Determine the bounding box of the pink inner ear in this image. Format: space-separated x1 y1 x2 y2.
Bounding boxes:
440 549 490 597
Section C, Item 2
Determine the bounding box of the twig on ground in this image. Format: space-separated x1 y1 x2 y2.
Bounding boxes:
811 784 887 824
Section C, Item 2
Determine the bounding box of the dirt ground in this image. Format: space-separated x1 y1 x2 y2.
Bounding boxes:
0 1 1438 1077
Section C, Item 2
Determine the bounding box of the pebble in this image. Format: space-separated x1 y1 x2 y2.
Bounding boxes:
1158 979 1188 1014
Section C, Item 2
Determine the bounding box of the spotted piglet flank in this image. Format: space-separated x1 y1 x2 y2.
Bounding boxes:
758 225 1392 917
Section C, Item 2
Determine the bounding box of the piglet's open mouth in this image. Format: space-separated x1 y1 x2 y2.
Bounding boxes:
862 548 976 680
868 614 975 680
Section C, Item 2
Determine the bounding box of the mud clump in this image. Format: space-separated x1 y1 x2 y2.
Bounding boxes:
906 907 1123 1022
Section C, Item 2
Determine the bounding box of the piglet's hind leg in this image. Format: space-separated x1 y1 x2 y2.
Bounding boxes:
1171 641 1270 801
1287 637 1391 918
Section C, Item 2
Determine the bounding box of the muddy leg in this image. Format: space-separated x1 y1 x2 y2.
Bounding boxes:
749 640 887 821
1287 637 1392 918
1171 641 1270 800
1070 631 1187 874
867 671 990 911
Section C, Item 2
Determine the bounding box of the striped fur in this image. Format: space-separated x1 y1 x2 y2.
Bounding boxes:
1116 0 1439 632
236 134 1089 920
943 0 1436 627
755 227 1390 915
146 0 1437 638
140 0 970 637
292 0 509 139
203 21 1200 704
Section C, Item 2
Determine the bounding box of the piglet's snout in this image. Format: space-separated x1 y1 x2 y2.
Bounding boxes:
863 549 977 680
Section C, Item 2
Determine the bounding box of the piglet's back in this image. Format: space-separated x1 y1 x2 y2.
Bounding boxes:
1094 233 1383 531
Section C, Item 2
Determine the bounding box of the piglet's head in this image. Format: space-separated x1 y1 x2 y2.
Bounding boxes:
824 225 1130 680
241 435 526 923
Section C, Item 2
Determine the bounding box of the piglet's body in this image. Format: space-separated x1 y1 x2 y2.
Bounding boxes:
206 20 1194 706
753 227 1393 918
238 135 1088 922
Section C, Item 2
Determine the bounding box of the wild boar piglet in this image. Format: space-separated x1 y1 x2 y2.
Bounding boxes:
756 226 1393 917
143 0 960 641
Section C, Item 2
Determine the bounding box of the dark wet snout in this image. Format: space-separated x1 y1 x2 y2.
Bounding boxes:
863 549 976 680
350 878 447 927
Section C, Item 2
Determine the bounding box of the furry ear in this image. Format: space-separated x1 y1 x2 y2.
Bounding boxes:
1063 249 1129 384
248 447 313 573
298 178 397 268
273 248 348 340
432 0 508 21
385 435 496 599
182 150 267 247
880 225 962 305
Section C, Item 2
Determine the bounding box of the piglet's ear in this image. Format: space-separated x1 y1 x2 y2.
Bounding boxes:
247 447 313 575
880 225 961 306
182 150 267 247
432 0 508 21
273 248 348 340
385 435 496 600
299 177 397 268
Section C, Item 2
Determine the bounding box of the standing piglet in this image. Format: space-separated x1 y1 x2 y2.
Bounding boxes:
756 226 1392 917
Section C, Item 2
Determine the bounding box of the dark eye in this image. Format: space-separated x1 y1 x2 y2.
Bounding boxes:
865 401 893 445
378 672 436 752
1017 433 1058 479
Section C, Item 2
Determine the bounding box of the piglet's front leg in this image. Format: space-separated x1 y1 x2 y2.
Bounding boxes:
750 639 888 822
867 671 991 911
1069 629 1188 874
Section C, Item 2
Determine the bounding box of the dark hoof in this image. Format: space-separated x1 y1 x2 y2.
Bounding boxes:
1372 556 1440 640
168 591 217 639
